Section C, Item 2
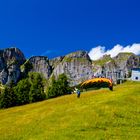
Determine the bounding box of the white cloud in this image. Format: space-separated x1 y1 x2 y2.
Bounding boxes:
88 43 140 60
88 46 105 60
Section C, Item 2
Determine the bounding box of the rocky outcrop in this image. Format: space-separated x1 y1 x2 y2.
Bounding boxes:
0 48 26 84
1 47 140 86
26 51 94 86
0 48 94 86
126 54 140 70
28 56 52 79
92 53 140 84
49 56 64 70
52 51 94 86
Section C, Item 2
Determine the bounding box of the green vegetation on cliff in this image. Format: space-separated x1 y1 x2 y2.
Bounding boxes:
92 55 113 66
114 52 134 62
20 60 33 73
63 57 88 63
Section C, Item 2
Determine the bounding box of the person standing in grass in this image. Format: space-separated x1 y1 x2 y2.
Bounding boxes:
74 87 81 98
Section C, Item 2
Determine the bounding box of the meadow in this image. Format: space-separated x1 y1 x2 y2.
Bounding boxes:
0 81 140 140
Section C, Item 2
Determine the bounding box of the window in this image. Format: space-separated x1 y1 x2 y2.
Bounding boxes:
135 77 139 80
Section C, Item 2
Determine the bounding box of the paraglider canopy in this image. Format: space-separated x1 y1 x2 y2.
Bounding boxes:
81 78 113 91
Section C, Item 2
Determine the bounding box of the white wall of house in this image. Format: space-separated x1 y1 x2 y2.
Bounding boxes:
131 69 140 81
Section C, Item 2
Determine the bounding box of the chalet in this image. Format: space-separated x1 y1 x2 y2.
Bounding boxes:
131 68 140 81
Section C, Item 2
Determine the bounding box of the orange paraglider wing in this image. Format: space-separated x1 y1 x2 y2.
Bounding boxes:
81 78 113 90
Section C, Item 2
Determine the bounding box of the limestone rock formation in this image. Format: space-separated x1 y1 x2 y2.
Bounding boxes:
0 48 26 84
49 56 64 70
52 51 94 86
0 47 140 86
92 53 140 84
28 56 52 79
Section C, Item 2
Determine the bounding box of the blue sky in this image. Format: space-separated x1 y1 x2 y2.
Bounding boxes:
0 0 140 59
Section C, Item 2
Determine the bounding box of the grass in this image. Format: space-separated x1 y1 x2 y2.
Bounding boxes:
0 81 140 140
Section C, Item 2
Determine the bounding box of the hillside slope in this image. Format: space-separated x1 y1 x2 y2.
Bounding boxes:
0 81 140 140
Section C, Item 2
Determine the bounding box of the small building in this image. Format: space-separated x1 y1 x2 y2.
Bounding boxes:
131 68 140 81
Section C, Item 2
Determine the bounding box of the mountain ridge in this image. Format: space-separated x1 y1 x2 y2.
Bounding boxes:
0 47 140 85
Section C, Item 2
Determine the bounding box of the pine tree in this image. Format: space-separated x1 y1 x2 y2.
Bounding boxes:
57 74 70 95
28 72 46 103
0 85 16 108
14 78 31 105
46 74 71 98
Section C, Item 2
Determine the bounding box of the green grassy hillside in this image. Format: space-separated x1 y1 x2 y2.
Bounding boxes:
0 81 140 140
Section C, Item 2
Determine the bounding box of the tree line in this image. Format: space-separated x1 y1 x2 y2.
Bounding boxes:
0 73 71 109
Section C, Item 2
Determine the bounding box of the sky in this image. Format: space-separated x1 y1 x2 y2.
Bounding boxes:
0 0 140 59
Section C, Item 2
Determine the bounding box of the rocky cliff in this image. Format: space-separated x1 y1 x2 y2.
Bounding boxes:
0 48 26 84
20 50 94 86
0 47 140 86
92 53 140 84
51 51 94 86
28 56 52 79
